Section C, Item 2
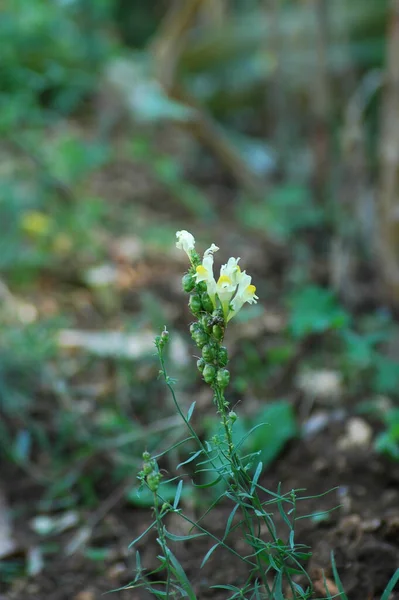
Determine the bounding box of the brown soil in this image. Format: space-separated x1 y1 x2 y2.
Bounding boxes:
3 422 399 600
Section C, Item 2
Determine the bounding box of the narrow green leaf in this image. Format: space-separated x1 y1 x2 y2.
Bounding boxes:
129 520 156 548
193 475 222 488
289 529 295 550
173 480 183 509
273 571 284 600
380 568 399 600
177 450 202 470
164 529 206 542
165 548 197 600
223 503 240 541
250 461 263 494
200 543 219 568
135 550 142 574
187 401 196 422
330 551 348 599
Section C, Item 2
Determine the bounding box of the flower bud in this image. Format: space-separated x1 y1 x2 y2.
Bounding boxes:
203 364 216 384
182 273 195 293
201 292 214 313
142 451 151 461
229 411 237 423
218 346 228 367
212 324 224 341
202 344 216 362
197 358 206 372
161 329 169 344
189 294 202 315
217 368 230 388
143 462 153 476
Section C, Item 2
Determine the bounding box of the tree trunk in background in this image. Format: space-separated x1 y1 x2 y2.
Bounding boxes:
378 0 399 305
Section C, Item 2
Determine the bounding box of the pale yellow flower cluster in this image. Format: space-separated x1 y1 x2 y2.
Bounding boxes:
176 230 258 322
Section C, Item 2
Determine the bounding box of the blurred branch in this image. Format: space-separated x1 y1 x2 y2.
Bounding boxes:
378 0 399 305
151 0 265 197
151 0 204 88
173 85 265 196
310 0 334 202
265 0 289 165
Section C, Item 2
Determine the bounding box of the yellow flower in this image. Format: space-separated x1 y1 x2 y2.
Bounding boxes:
215 273 236 319
228 271 258 322
177 232 259 322
21 211 51 238
195 243 219 305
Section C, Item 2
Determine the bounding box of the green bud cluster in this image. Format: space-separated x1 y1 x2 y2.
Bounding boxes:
140 452 162 493
155 328 169 351
182 274 229 389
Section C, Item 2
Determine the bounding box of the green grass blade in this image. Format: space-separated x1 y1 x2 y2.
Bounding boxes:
380 568 399 600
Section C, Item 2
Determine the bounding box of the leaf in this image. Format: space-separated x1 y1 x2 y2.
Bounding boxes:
164 530 206 542
177 450 202 470
288 286 350 339
223 504 240 540
187 401 196 422
165 548 197 600
200 543 219 568
330 551 348 599
250 461 263 494
373 356 399 394
247 401 297 468
173 480 183 509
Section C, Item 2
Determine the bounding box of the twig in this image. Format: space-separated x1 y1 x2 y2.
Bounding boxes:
378 0 399 305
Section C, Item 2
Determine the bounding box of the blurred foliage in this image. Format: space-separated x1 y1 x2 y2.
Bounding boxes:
0 0 113 130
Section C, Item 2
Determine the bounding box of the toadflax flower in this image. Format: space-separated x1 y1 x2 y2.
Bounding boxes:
176 230 196 258
176 230 259 322
228 271 258 321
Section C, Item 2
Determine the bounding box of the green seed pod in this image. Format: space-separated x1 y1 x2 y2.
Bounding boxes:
197 358 206 372
202 344 216 362
182 273 196 293
201 315 212 333
194 330 209 348
218 346 228 367
201 292 214 313
189 294 202 315
196 281 207 293
212 324 224 341
147 472 161 492
203 364 216 384
217 368 230 388
190 323 201 337
142 451 150 461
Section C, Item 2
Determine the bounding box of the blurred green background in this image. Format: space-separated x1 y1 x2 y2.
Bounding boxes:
1 0 399 586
